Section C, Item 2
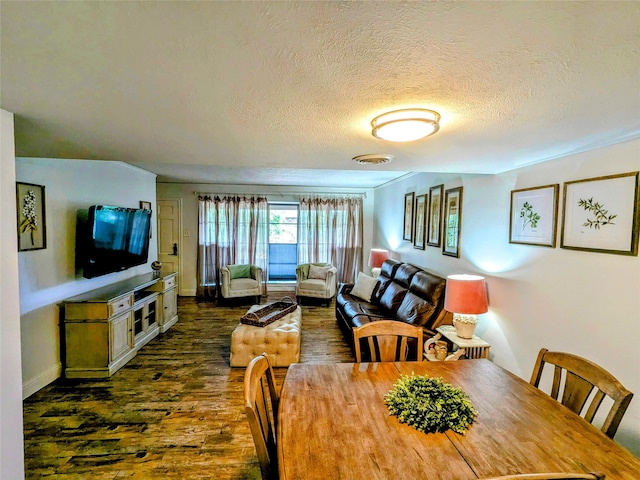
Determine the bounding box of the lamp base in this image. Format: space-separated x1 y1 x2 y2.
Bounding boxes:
453 314 478 339
371 267 382 278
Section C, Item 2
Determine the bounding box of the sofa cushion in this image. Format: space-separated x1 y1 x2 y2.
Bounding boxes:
379 259 401 279
376 274 402 303
379 282 408 314
409 271 446 303
228 264 251 279
350 272 378 302
392 263 421 288
230 277 259 288
298 278 328 291
298 263 311 279
396 291 437 326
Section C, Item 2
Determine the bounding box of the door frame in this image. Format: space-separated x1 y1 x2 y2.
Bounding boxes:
157 197 184 295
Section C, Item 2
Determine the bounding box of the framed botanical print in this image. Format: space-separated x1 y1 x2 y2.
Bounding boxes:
403 192 415 241
427 184 443 247
16 182 47 251
509 184 559 247
560 171 639 256
413 194 427 250
443 186 462 257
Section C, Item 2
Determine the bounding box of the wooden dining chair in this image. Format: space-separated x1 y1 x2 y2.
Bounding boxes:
529 347 633 439
353 320 423 362
244 353 280 480
480 473 604 479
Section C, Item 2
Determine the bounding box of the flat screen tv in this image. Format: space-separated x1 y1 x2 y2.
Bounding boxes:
77 205 152 279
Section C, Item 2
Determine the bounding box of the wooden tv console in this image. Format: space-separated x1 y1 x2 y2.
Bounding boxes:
62 271 178 379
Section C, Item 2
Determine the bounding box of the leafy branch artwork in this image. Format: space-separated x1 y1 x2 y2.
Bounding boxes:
519 201 540 231
19 190 39 245
578 197 616 229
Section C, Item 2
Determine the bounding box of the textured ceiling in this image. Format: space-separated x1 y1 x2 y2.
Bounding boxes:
1 1 639 188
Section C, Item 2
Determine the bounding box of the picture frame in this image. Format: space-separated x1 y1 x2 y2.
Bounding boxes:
413 194 427 250
509 184 559 247
16 182 47 251
403 192 415 241
560 171 639 256
443 186 462 257
427 184 443 247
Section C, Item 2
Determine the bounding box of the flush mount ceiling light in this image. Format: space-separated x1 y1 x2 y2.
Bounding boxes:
371 108 440 142
352 154 394 165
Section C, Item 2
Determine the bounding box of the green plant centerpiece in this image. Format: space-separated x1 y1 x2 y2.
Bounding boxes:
384 374 477 434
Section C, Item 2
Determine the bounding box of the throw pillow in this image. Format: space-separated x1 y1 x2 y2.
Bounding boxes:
228 264 251 280
308 265 331 280
350 272 379 302
298 263 311 280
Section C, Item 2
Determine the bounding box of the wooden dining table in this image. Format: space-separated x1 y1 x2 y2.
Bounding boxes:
277 360 640 479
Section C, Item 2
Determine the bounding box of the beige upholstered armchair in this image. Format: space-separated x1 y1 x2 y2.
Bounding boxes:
220 264 263 304
295 263 337 306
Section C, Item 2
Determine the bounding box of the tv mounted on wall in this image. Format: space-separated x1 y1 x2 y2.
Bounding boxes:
77 205 152 279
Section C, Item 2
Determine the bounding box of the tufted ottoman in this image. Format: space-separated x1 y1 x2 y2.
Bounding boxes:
230 305 302 367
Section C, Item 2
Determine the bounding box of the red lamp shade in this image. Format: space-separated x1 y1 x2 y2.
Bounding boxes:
444 274 488 314
368 249 389 268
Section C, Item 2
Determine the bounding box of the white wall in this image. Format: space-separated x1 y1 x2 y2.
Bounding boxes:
1 111 26 479
156 183 375 296
373 139 640 455
16 158 157 398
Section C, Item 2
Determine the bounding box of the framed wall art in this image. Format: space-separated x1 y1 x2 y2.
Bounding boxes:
561 171 639 256
413 194 427 250
443 186 463 257
509 184 559 247
16 182 47 251
427 184 443 247
403 192 415 241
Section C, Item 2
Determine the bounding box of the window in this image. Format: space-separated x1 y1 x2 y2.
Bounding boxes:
268 204 298 281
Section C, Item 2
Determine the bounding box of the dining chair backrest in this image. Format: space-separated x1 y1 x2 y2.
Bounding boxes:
480 473 604 479
353 320 423 362
244 353 280 480
529 348 633 439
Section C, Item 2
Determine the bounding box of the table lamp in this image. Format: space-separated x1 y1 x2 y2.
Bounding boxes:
368 249 389 277
444 274 488 339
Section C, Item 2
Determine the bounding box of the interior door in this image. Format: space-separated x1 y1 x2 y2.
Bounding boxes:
157 199 181 290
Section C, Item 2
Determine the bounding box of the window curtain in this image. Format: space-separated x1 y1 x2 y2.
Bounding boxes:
298 196 363 284
197 195 269 298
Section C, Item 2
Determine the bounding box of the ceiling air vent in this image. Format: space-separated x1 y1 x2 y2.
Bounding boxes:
352 154 393 165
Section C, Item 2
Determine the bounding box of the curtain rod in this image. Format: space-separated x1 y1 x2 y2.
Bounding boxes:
193 191 366 199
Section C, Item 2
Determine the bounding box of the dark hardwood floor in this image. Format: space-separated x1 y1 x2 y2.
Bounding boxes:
23 295 353 479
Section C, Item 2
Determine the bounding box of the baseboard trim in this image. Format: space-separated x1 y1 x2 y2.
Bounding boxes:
23 363 61 399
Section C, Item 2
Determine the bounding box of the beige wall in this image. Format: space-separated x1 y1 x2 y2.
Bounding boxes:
156 183 375 296
16 158 158 398
1 110 25 479
373 138 640 455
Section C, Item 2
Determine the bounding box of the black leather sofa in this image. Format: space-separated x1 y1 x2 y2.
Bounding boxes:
335 259 451 353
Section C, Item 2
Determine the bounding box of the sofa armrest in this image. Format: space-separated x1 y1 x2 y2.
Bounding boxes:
220 267 231 297
338 283 354 294
429 309 453 330
250 265 263 281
